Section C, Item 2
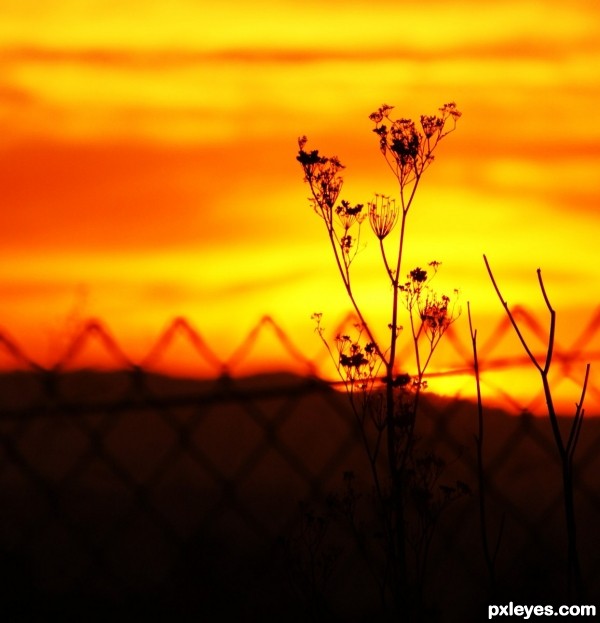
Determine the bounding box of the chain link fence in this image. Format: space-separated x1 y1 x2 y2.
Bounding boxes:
0 311 599 620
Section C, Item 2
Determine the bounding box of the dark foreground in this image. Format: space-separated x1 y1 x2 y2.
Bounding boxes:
0 370 599 621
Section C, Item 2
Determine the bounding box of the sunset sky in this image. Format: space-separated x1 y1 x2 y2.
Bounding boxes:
1 0 599 411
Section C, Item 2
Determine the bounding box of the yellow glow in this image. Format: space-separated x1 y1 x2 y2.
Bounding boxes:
0 0 599 415
0 1 594 51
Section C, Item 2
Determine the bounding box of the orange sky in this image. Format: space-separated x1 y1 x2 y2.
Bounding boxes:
1 0 599 413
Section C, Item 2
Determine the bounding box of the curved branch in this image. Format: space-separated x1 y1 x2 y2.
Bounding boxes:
483 255 542 372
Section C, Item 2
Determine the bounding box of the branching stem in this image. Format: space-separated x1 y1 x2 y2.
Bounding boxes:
483 255 589 600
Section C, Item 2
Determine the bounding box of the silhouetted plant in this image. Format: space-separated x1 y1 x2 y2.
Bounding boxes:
282 501 339 622
297 103 465 620
468 302 504 597
483 256 591 600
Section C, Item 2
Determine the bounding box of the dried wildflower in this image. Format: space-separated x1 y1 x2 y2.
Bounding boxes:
340 234 353 254
440 102 461 119
419 292 459 342
364 342 377 354
400 266 429 303
369 194 399 239
390 118 421 165
420 114 444 138
296 137 345 218
296 103 463 611
368 104 394 124
369 102 461 187
340 352 366 368
421 297 450 329
336 200 365 229
410 268 428 283
333 328 379 388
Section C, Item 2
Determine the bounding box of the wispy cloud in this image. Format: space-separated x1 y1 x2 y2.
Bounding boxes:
1 36 598 69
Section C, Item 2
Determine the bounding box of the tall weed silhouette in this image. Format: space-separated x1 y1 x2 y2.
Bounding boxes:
296 103 466 620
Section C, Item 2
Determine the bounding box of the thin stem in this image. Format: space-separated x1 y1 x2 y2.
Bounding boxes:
306 179 388 368
325 224 388 367
537 269 556 375
389 211 408 366
468 302 498 593
541 373 565 460
483 255 541 372
567 363 590 462
379 238 395 285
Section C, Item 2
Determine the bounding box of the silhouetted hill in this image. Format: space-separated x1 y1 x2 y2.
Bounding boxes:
0 369 599 621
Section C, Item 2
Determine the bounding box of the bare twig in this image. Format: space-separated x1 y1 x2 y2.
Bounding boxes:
483 255 590 600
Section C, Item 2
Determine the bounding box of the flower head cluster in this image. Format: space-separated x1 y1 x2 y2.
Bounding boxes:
418 289 460 344
420 294 451 332
400 263 459 343
401 265 431 303
297 138 366 267
368 194 399 240
410 267 428 283
335 333 378 389
368 102 461 185
420 115 444 139
297 136 345 220
336 199 365 229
